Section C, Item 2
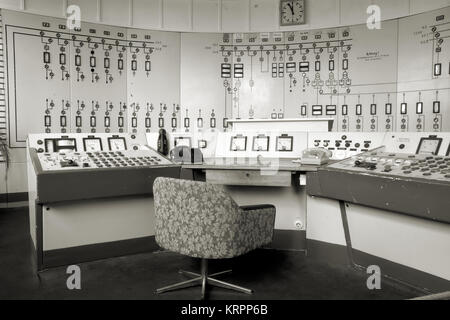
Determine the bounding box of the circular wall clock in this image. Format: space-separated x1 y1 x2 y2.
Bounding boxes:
280 0 306 26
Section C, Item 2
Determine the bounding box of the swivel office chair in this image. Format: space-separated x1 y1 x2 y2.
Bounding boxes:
153 177 276 299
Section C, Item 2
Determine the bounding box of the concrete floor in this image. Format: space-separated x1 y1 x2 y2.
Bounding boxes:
0 207 422 300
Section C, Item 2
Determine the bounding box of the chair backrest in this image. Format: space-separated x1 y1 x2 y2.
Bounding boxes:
153 177 242 259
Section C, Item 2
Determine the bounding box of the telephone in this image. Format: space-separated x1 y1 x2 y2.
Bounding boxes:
299 148 332 165
170 146 204 164
157 129 169 156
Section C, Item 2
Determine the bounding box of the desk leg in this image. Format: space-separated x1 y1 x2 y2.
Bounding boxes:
339 200 363 271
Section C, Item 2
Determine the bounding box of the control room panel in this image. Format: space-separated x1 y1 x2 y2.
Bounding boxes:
145 130 450 162
334 150 450 182
28 133 173 171
28 132 147 153
307 132 386 160
327 133 450 182
214 131 308 159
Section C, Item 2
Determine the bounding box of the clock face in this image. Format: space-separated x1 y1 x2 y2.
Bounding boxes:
280 0 305 26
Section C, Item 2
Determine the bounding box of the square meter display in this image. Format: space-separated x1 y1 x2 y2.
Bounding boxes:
83 137 103 152
230 135 247 151
416 136 442 155
108 137 127 151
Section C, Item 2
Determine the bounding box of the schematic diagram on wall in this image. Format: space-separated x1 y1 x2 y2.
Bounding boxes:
3 9 181 148
204 6 450 133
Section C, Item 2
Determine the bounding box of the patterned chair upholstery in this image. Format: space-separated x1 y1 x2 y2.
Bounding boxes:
153 177 276 298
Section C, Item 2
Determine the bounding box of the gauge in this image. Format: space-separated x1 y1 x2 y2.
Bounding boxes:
44 139 55 153
108 137 127 151
53 138 77 152
252 135 270 152
416 137 442 155
230 135 247 151
83 137 103 152
174 137 192 148
276 135 293 152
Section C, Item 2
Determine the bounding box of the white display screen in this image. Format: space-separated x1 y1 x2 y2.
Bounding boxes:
417 138 441 155
253 136 270 152
230 136 247 151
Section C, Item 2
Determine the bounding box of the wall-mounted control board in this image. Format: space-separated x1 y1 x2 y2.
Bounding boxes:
185 6 450 132
5 7 450 197
4 9 181 149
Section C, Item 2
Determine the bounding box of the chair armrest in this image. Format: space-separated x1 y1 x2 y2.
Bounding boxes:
237 204 276 249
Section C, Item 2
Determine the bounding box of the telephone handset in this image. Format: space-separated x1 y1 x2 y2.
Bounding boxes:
300 148 332 165
157 129 169 156
170 146 203 164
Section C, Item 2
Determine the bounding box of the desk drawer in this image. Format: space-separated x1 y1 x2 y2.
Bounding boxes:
206 170 291 187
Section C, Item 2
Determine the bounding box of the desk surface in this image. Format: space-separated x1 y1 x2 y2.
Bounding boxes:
181 157 320 172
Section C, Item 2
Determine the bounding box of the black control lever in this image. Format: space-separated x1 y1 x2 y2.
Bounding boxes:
354 160 377 170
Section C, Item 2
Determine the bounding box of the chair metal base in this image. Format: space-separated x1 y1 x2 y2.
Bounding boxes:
156 259 253 299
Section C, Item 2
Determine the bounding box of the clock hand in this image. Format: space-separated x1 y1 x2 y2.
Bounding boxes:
287 2 294 15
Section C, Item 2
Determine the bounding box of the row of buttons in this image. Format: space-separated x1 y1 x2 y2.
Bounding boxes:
403 157 450 177
88 152 163 168
314 140 371 149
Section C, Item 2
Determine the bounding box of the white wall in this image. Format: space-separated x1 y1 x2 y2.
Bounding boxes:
0 0 449 32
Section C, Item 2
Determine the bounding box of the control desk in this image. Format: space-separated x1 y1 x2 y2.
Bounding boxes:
27 133 180 270
307 133 450 224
